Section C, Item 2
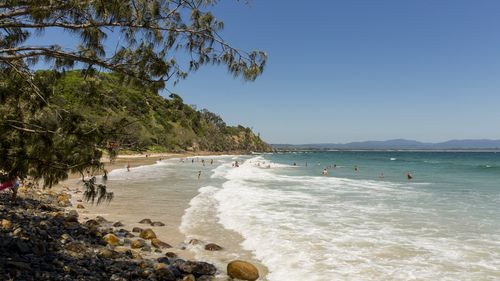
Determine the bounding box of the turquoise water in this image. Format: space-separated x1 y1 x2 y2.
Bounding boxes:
181 151 500 280
108 152 500 280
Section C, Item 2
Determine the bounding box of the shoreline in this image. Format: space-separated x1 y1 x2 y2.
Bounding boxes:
56 151 265 280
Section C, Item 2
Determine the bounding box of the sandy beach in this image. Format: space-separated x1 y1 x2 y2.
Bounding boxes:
55 151 267 280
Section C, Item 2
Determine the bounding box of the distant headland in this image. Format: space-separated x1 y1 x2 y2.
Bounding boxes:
272 139 500 151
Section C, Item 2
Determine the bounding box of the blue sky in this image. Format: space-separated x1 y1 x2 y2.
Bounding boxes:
170 0 500 144
29 1 500 144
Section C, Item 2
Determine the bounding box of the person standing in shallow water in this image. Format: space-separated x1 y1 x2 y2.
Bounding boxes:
126 162 131 172
322 168 328 176
406 172 413 180
198 171 201 180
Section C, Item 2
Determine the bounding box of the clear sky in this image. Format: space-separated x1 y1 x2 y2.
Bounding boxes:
168 0 500 144
28 1 500 144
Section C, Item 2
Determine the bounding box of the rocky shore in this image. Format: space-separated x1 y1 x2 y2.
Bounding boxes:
0 186 260 281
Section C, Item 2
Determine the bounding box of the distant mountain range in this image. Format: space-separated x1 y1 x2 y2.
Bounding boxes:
272 139 500 150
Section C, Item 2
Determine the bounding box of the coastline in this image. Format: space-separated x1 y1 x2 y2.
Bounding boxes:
56 151 266 280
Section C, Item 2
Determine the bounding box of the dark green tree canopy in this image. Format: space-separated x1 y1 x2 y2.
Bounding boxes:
0 0 266 85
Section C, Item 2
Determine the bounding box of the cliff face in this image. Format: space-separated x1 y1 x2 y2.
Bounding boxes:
40 70 271 153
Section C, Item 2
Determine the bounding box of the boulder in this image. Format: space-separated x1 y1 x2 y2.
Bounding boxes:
64 241 87 253
76 204 85 209
151 221 165 226
103 233 120 246
65 210 79 222
139 228 157 239
204 243 223 251
95 216 108 224
151 238 172 249
227 260 259 281
175 260 217 276
1 219 12 229
84 219 100 228
98 248 119 259
139 218 152 224
130 250 143 259
132 227 143 233
131 239 147 249
113 221 124 227
165 252 178 258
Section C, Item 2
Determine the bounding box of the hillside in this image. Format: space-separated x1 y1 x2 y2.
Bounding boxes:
38 70 271 153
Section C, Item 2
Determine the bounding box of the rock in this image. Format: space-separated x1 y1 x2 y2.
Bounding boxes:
16 240 30 253
130 250 143 259
76 204 85 209
154 263 176 281
150 221 165 226
60 233 73 244
95 216 108 224
176 260 217 276
227 260 259 281
139 228 157 240
131 239 147 249
98 248 119 259
168 265 182 278
139 218 152 224
84 219 100 228
33 241 46 256
7 261 31 271
151 238 172 249
132 227 143 233
64 241 87 253
114 246 131 254
165 252 178 258
183 274 196 281
12 227 23 237
139 269 152 279
204 243 223 251
141 245 152 252
157 257 171 264
57 193 71 203
103 233 120 246
113 221 124 227
65 210 79 222
1 219 12 229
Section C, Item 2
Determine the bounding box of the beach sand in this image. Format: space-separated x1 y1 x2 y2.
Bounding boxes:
57 152 251 264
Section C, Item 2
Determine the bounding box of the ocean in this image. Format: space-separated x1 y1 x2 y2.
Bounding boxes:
106 151 500 280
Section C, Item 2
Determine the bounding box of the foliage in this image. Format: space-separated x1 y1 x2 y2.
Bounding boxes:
0 1 267 201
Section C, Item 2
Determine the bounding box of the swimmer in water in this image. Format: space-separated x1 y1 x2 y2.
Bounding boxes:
406 172 413 180
322 168 328 176
354 165 358 171
379 172 385 179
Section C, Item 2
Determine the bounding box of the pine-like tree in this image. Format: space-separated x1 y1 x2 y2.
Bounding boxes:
0 0 266 202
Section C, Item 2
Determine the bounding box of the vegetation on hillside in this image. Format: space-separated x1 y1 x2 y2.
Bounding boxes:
44 70 271 153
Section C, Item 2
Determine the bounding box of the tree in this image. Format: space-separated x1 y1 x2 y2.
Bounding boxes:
0 0 266 202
